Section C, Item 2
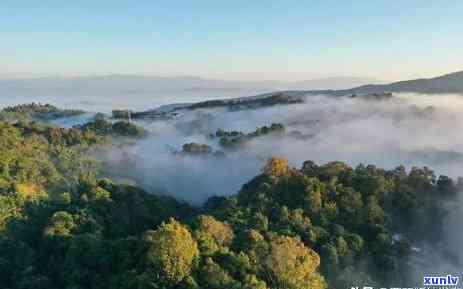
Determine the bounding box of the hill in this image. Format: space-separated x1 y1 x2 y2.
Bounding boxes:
332 70 463 95
125 70 463 118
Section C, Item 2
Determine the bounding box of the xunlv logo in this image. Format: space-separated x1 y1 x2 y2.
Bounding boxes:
424 275 459 286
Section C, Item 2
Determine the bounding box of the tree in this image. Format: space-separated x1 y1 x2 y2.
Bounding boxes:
301 161 319 177
242 274 268 289
318 161 351 182
321 243 339 273
364 197 387 226
198 257 240 289
182 143 213 155
63 233 110 288
262 235 326 289
195 215 235 254
337 188 363 227
143 218 199 284
345 233 364 256
262 157 290 178
335 236 349 258
0 238 35 287
437 175 456 194
0 195 22 232
305 179 323 214
44 211 75 237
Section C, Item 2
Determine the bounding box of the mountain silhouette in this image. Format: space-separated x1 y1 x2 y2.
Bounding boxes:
330 70 463 95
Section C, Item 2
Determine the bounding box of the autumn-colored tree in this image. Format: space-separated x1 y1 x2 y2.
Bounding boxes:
195 215 235 254
262 157 290 177
262 235 326 289
144 218 199 284
196 215 234 246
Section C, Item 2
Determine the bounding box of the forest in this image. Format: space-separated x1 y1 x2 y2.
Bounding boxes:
0 103 461 289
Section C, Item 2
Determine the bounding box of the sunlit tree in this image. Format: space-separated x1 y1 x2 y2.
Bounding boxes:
144 218 199 284
262 157 290 178
262 235 326 289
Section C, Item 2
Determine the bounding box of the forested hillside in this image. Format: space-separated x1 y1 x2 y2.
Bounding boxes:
0 104 460 289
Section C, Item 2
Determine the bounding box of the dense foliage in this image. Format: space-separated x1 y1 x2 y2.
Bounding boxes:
0 121 100 197
0 103 84 123
181 143 213 155
188 93 303 110
212 123 285 150
78 116 147 138
219 158 460 287
0 106 460 289
173 143 226 158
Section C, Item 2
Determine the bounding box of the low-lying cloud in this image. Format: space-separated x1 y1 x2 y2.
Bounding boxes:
97 93 463 204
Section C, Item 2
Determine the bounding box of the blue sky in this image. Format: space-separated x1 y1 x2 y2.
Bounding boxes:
1 1 462 81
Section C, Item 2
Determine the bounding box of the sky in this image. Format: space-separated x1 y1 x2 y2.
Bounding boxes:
1 1 463 81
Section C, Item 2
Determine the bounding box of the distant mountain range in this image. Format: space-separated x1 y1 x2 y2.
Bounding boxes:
1 71 462 99
1 71 462 112
133 70 463 116
0 75 377 97
317 70 463 96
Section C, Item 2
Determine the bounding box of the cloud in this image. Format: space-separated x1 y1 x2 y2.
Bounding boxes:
96 93 463 204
